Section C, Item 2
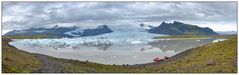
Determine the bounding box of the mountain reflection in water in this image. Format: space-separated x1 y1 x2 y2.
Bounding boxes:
9 38 218 65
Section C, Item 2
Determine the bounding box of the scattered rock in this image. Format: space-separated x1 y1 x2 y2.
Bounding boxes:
164 56 170 60
4 57 10 61
206 59 216 66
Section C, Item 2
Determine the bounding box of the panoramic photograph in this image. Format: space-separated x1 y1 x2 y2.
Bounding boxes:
1 1 237 73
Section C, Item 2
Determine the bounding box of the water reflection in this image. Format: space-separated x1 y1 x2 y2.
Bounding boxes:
83 42 113 51
9 38 219 65
146 39 215 52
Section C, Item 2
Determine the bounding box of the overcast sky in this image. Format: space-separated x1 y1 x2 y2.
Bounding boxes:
2 1 237 34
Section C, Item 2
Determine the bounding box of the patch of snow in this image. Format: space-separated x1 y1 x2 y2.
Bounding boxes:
14 30 27 33
64 28 83 37
34 30 45 33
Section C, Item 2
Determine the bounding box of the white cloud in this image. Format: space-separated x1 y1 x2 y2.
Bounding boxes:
2 2 237 32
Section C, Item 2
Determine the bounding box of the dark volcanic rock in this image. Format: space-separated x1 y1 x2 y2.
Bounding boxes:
81 25 113 36
147 21 218 35
4 25 113 38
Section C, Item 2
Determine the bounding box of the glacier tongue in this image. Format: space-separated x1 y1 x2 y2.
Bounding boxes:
10 31 167 49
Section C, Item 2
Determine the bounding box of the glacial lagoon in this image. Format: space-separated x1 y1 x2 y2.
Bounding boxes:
9 36 226 65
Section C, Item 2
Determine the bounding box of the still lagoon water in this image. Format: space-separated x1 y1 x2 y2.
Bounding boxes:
9 37 225 65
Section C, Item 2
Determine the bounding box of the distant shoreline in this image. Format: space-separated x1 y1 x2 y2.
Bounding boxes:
153 37 213 40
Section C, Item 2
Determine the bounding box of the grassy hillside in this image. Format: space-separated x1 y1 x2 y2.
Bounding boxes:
148 21 218 35
2 35 237 73
142 37 237 73
2 38 41 73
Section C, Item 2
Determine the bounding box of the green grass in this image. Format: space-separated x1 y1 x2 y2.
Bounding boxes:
2 35 237 73
2 38 41 73
143 37 237 73
209 35 237 39
2 34 55 39
153 35 211 39
153 35 236 39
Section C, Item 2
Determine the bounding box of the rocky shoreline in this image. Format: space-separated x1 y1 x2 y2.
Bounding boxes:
28 43 205 72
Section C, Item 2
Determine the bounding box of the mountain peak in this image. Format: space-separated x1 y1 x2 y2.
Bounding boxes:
173 21 184 24
140 23 145 27
148 21 218 35
4 25 113 38
139 23 155 30
99 25 107 27
161 21 167 25
53 25 59 28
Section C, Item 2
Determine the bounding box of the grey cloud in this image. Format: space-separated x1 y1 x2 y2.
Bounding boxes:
2 1 237 30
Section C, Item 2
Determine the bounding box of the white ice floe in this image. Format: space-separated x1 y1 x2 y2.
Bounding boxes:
10 31 166 49
213 39 227 43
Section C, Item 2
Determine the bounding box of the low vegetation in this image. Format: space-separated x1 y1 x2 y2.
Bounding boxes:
153 35 211 39
153 35 236 39
2 34 55 39
2 38 41 73
144 36 237 73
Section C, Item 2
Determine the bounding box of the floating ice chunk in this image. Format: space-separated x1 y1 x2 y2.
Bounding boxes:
10 31 165 49
213 39 227 43
165 50 176 54
131 41 142 44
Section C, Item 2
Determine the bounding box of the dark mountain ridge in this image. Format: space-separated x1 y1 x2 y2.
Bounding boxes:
4 21 218 38
147 21 218 35
4 25 113 38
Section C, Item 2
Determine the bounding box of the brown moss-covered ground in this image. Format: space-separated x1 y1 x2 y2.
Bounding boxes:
140 37 237 73
2 39 41 73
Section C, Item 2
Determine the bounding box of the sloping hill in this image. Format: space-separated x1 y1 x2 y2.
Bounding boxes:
148 21 218 35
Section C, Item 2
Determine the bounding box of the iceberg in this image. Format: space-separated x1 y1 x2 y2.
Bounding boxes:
10 31 167 49
213 39 227 43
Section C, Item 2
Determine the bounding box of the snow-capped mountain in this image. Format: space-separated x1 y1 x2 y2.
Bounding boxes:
147 21 218 35
107 24 145 32
8 24 167 50
9 30 166 50
4 25 113 38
